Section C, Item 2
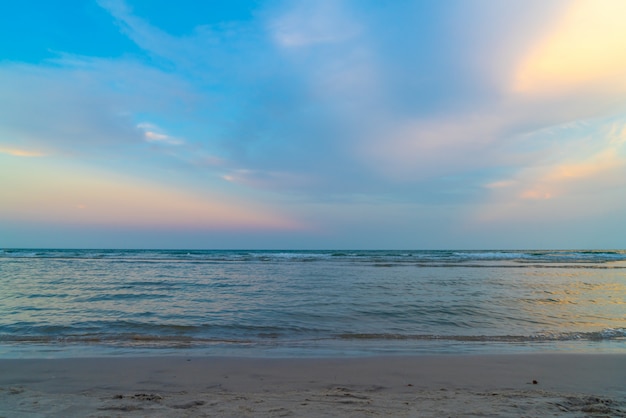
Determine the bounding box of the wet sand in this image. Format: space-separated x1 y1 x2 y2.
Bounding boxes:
1 354 624 417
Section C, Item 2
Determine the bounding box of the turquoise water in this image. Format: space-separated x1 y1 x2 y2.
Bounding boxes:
0 249 624 357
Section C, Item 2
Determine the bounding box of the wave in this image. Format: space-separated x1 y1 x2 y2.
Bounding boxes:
2 249 626 264
0 334 239 347
336 328 626 342
2 328 624 349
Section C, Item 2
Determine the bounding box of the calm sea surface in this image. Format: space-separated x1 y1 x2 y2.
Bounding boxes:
0 249 624 358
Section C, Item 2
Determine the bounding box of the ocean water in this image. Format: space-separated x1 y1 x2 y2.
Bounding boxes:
0 249 624 358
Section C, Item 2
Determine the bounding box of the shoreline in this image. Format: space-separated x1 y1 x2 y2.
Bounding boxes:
1 353 624 417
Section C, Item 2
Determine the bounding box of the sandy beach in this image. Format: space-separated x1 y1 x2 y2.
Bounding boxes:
0 354 624 417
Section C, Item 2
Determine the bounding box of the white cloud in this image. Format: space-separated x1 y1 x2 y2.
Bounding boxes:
221 168 315 191
137 123 184 145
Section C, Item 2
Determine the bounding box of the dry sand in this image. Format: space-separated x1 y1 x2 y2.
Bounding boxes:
0 354 624 417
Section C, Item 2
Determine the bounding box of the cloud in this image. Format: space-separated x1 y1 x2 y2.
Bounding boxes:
96 0 254 81
5 1 621 189
343 0 626 198
270 0 361 48
221 168 315 191
0 63 132 156
137 123 184 145
355 112 507 181
3 0 626 248
513 0 626 96
0 59 197 158
0 148 44 157
474 117 626 223
0 157 303 231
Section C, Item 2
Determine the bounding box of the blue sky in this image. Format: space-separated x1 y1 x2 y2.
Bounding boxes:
1 0 626 249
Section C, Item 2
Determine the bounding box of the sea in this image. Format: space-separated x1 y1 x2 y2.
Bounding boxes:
0 249 624 358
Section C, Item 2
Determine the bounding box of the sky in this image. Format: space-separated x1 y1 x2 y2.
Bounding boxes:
1 0 626 249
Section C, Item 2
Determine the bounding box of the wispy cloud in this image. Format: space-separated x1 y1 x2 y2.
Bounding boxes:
0 148 44 157
137 123 184 145
270 0 361 48
475 117 626 223
1 158 303 231
0 60 192 157
2 0 626 247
